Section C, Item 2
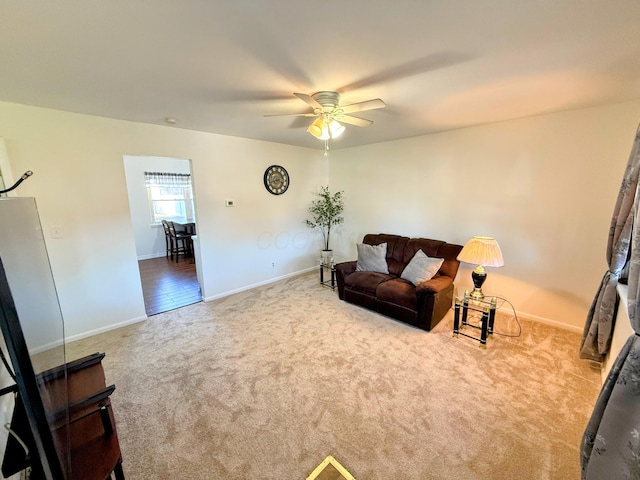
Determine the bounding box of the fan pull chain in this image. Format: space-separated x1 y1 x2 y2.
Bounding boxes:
324 139 329 156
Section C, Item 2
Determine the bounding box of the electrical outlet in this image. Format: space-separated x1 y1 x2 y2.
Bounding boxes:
50 225 63 239
225 199 235 207
271 262 275 268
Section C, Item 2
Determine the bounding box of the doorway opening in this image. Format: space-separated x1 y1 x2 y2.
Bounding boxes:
123 155 202 315
137 256 200 315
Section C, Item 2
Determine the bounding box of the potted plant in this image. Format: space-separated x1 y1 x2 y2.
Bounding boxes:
305 186 344 263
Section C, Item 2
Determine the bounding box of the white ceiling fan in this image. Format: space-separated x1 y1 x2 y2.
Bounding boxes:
265 91 386 143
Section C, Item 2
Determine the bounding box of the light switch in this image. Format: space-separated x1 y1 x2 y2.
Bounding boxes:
225 199 235 207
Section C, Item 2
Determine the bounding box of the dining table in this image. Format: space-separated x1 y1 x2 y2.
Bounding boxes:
173 221 196 235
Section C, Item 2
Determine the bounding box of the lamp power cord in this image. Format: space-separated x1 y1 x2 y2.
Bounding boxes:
490 296 522 338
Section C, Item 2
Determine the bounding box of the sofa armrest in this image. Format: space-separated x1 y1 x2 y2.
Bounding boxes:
334 261 357 300
416 275 453 295
335 260 356 277
416 277 456 330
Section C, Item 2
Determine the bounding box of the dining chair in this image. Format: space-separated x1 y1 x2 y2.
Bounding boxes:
160 220 173 259
168 221 192 262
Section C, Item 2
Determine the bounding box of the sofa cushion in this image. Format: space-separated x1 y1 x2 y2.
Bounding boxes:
344 271 395 296
404 238 462 280
363 234 409 276
403 238 445 262
376 278 417 311
356 242 389 273
400 249 444 285
437 242 466 279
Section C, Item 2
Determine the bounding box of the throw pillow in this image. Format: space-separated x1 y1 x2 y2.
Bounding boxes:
401 249 444 285
356 242 389 273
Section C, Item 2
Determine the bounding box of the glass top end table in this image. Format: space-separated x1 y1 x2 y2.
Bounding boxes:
318 257 338 291
453 290 501 349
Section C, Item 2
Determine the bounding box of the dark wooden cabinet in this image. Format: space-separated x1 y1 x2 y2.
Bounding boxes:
41 353 123 480
2 352 124 480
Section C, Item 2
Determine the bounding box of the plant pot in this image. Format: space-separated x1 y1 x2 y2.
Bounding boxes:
321 249 333 266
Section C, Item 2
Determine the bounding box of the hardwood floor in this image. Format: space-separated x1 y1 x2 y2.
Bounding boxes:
138 256 202 316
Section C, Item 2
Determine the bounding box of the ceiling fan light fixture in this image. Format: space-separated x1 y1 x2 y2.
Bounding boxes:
328 120 345 138
318 122 330 140
308 117 344 141
268 91 386 151
307 118 325 138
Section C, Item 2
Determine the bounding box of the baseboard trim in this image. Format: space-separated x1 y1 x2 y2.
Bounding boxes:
28 314 147 354
64 315 148 346
201 269 584 333
35 269 317 352
203 267 316 302
40 272 580 353
513 310 582 333
137 253 166 261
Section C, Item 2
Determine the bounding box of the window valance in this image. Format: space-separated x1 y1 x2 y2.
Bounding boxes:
144 172 191 187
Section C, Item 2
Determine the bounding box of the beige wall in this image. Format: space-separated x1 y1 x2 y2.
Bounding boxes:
0 101 327 341
329 100 640 331
1 98 639 340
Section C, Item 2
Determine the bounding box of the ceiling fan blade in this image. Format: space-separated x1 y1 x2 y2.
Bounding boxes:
293 92 323 109
338 115 373 128
289 116 313 129
340 99 386 114
264 112 317 117
337 51 473 92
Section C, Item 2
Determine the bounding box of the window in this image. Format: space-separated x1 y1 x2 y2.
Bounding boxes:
144 171 194 224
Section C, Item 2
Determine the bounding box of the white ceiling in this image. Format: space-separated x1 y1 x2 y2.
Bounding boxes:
1 1 639 151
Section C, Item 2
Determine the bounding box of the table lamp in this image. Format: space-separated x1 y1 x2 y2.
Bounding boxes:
457 236 504 300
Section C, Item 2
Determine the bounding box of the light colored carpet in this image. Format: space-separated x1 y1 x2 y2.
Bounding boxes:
63 273 601 479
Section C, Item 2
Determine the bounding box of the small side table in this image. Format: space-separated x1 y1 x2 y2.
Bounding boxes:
319 259 337 290
453 291 498 349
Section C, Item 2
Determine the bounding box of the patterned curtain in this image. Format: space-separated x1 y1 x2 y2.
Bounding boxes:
144 171 191 187
580 126 640 361
581 125 640 479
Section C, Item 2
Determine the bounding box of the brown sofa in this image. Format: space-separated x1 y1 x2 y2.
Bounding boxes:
335 233 463 331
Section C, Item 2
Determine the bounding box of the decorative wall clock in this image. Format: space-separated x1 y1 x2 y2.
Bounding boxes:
263 165 289 195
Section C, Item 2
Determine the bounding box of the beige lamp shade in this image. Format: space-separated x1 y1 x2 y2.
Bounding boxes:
457 236 504 267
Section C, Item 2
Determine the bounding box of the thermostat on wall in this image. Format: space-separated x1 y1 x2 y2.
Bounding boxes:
225 199 235 207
